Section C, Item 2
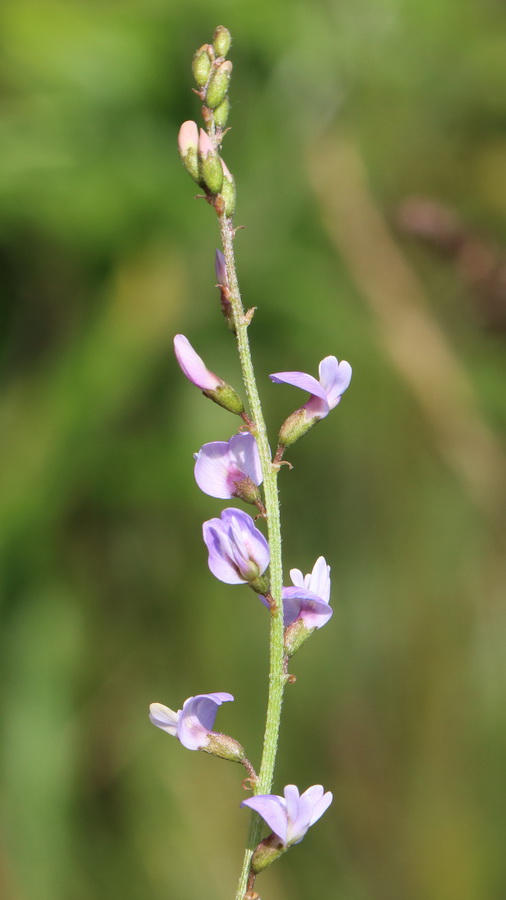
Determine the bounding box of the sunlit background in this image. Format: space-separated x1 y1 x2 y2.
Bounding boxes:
1 1 506 898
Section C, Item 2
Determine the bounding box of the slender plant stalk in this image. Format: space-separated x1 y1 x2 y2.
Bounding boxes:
218 216 287 898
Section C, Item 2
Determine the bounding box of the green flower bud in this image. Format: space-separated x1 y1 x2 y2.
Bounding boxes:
198 128 224 194
214 95 230 129
220 159 236 217
206 60 233 109
192 44 213 87
213 25 232 58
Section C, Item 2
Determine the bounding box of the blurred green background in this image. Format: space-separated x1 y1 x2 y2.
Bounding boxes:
1 0 506 898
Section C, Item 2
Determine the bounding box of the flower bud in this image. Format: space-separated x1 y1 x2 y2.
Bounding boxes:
220 159 236 217
192 44 213 87
214 95 230 130
177 120 200 182
213 26 232 58
198 128 223 194
206 60 233 109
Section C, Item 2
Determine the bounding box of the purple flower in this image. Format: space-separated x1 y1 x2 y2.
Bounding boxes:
194 433 262 502
282 556 332 629
149 692 233 751
270 356 351 420
241 784 333 847
203 507 269 588
259 556 332 630
174 334 223 391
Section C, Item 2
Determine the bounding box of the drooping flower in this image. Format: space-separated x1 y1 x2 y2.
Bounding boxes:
194 433 263 506
173 334 243 415
149 692 247 763
203 507 269 592
242 784 332 849
270 356 352 449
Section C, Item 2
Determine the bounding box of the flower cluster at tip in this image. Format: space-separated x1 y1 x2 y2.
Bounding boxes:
177 27 235 217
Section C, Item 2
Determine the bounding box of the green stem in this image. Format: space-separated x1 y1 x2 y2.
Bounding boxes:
218 216 286 900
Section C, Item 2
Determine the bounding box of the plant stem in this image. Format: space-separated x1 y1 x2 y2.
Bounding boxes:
218 215 286 900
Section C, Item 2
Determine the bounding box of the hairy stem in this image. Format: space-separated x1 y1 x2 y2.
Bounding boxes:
218 215 286 900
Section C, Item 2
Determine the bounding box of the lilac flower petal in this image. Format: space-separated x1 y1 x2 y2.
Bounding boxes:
269 370 327 400
194 433 262 499
289 568 304 588
149 702 179 736
318 357 352 409
203 508 269 584
304 556 331 604
178 692 234 750
173 334 221 391
282 587 333 629
285 784 332 844
241 794 288 845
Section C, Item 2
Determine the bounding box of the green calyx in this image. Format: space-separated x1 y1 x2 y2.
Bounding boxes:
203 383 244 415
214 96 230 129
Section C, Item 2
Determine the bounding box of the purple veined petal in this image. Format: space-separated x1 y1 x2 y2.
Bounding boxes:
177 692 234 750
149 702 179 736
269 370 328 401
282 587 333 629
241 794 289 845
173 334 222 391
318 357 352 410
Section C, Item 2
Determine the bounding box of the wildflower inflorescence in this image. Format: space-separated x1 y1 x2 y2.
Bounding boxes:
150 25 351 899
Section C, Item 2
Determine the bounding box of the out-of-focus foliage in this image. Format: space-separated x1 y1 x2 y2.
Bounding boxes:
1 1 506 899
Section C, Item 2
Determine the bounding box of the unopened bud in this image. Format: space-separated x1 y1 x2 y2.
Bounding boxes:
214 95 230 129
220 159 236 217
192 44 213 87
206 60 233 109
177 120 200 182
213 26 232 58
198 128 223 194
